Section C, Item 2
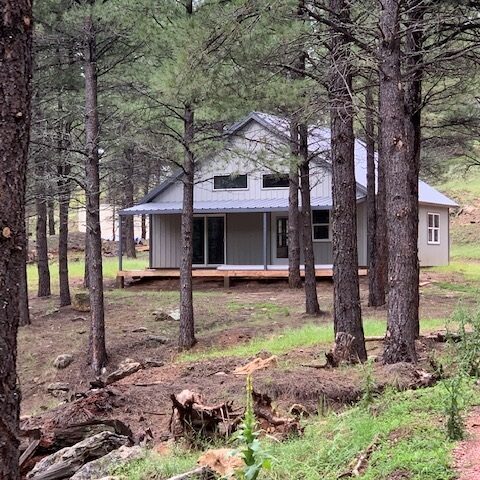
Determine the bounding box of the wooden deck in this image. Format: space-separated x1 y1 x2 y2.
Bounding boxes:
116 267 368 288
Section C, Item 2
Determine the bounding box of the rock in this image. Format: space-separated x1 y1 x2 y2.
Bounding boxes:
169 308 180 321
146 335 168 345
105 361 142 385
72 292 91 312
70 445 144 480
47 382 70 393
131 327 147 333
26 431 130 479
153 311 174 321
143 359 165 368
53 354 74 369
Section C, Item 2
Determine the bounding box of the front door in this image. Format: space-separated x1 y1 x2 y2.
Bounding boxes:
276 217 288 258
193 216 225 265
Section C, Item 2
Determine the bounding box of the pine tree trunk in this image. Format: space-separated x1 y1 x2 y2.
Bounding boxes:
365 86 379 307
48 198 56 236
123 148 136 258
83 233 90 289
288 122 302 289
84 9 107 375
404 0 424 339
58 176 72 307
380 0 417 364
179 104 196 350
0 1 33 476
36 159 51 298
299 124 321 316
370 90 388 307
329 0 366 362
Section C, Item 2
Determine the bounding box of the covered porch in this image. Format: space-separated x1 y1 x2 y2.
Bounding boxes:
117 197 367 287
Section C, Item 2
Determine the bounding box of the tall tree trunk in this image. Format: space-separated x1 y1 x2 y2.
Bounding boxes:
288 122 302 289
179 104 196 350
329 0 366 362
365 86 380 307
84 8 107 375
58 175 72 307
83 233 90 288
123 147 136 258
299 124 321 316
19 224 31 326
48 198 56 235
370 87 388 307
36 159 51 297
379 0 417 364
0 1 33 476
404 0 424 338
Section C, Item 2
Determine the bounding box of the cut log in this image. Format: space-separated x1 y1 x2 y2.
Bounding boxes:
26 431 130 480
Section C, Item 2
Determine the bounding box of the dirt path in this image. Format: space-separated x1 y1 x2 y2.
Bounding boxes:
454 407 480 480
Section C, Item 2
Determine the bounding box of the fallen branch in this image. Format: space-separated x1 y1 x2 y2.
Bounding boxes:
338 435 380 478
166 466 215 480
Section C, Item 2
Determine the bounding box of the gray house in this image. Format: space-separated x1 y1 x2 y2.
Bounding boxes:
119 112 457 282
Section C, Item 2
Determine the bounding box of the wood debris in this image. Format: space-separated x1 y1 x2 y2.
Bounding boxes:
233 355 278 375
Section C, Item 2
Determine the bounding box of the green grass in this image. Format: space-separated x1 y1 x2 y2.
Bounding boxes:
451 243 480 260
117 380 477 480
432 261 480 282
179 317 448 362
26 254 148 292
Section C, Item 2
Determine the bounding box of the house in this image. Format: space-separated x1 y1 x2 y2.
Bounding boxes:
118 112 457 282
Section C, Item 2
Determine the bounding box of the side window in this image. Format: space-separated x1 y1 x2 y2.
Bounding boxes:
427 213 440 244
312 210 330 241
213 174 247 190
262 173 289 188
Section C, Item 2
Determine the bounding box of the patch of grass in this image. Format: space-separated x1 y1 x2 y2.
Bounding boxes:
264 381 476 480
113 448 197 480
432 261 480 282
118 381 477 480
435 282 480 296
451 243 480 260
179 318 448 362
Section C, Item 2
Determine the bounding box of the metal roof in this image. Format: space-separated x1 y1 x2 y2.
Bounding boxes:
135 111 458 210
119 195 365 216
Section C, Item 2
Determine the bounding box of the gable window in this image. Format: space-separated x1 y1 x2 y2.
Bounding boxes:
427 212 440 244
213 174 247 190
312 210 330 241
262 173 289 188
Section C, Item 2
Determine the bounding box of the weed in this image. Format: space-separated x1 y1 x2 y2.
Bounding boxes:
443 375 465 440
360 359 376 410
450 307 480 376
233 375 272 480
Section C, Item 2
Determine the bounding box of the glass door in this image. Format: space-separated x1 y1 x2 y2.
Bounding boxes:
207 216 225 265
192 217 205 265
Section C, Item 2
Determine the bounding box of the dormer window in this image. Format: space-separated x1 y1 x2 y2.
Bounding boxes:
213 174 247 190
262 173 289 188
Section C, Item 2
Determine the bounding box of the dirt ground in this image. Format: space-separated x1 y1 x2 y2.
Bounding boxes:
18 266 470 445
454 407 480 480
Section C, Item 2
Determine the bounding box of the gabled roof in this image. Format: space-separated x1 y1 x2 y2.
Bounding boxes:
126 111 457 211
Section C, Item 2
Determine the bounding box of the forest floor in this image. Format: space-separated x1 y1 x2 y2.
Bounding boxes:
19 174 480 479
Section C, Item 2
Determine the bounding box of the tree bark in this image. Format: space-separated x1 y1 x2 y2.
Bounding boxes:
48 198 56 236
123 147 136 258
179 104 197 350
36 158 51 298
288 122 302 289
379 0 417 364
0 1 33 476
84 8 107 374
404 0 424 338
329 0 366 362
299 124 321 316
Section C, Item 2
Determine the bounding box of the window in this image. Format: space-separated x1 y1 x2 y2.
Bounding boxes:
312 210 330 241
427 213 440 244
262 173 289 188
276 217 288 258
213 174 247 190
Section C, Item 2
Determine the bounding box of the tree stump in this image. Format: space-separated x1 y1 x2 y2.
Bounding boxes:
72 292 90 312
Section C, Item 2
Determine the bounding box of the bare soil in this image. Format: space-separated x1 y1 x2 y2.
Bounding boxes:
454 406 480 480
19 271 463 444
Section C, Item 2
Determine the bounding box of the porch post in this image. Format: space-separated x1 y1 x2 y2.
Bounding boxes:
263 211 268 270
148 214 152 269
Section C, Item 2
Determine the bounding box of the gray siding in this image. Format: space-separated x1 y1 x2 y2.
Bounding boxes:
226 213 264 264
418 205 450 266
151 214 181 268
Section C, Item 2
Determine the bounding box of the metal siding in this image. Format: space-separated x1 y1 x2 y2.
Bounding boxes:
226 213 264 264
418 205 450 266
151 214 181 268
